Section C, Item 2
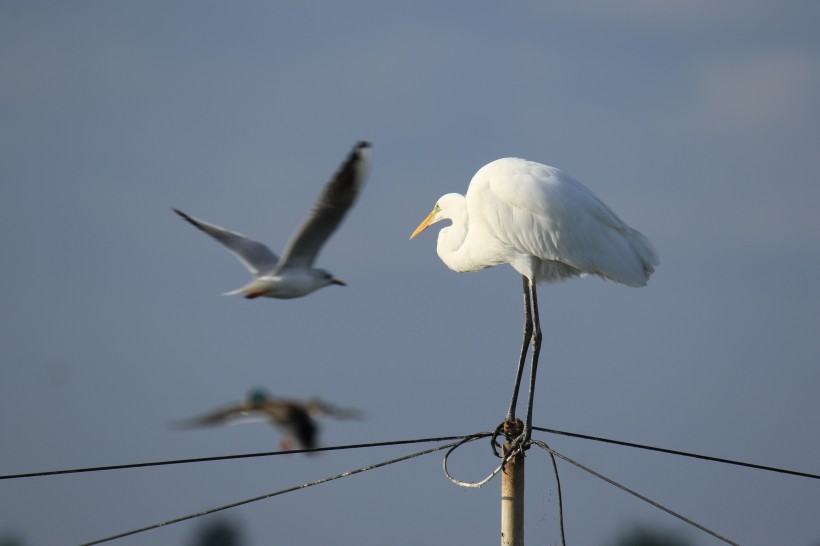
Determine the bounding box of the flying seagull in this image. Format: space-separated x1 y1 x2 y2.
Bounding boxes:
174 141 371 299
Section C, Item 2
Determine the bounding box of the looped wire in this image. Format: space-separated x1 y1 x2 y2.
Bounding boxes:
443 432 524 488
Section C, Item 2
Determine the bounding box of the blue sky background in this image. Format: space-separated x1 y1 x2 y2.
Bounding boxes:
2 2 819 545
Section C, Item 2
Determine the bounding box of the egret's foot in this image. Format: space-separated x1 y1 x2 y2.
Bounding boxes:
490 422 506 458
507 419 533 456
493 418 530 471
503 418 525 442
509 429 531 451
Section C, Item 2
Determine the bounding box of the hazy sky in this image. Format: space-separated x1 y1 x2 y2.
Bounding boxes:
2 2 819 545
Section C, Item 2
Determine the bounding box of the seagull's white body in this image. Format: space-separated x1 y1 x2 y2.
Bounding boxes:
175 141 371 299
226 268 341 300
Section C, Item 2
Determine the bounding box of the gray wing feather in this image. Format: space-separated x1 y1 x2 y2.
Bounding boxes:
173 208 279 277
304 398 364 420
277 141 371 269
170 403 254 428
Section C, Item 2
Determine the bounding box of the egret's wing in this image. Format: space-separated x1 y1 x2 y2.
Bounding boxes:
173 209 279 276
277 141 371 269
538 171 659 285
170 403 257 429
478 159 658 286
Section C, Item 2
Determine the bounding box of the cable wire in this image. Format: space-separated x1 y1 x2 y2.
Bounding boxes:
532 441 741 546
3 427 816 484
14 425 804 545
534 426 820 480
0 435 468 481
533 439 566 546
77 439 461 546
442 432 505 488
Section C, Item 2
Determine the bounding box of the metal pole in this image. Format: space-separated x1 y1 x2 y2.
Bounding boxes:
501 421 525 546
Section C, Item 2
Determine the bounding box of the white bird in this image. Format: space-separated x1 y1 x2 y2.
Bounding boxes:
410 157 658 444
174 141 371 299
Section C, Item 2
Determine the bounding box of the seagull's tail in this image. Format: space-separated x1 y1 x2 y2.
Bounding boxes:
222 278 269 299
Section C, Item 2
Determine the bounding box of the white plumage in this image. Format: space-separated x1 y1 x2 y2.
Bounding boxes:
174 141 371 299
413 157 658 286
411 156 658 444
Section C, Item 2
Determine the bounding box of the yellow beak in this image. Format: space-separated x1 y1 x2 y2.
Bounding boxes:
410 208 437 240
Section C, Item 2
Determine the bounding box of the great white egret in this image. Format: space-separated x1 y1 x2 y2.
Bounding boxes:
174 141 371 299
410 157 658 443
172 388 362 451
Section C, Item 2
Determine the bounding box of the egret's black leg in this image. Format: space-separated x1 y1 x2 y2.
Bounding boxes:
506 275 533 422
522 279 542 443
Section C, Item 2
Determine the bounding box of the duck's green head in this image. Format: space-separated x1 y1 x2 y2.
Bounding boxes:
247 388 271 407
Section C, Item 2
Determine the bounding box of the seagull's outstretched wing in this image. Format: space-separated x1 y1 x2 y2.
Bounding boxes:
173 208 279 276
277 141 371 269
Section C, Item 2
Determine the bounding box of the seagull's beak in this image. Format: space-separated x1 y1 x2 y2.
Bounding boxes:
331 278 346 286
410 208 437 240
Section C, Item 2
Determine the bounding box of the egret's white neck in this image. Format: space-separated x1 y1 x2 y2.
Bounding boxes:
435 194 478 273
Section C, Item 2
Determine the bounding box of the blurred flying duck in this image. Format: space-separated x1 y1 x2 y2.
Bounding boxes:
173 388 362 452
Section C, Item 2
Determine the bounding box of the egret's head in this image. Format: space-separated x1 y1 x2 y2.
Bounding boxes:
410 203 445 240
410 194 463 240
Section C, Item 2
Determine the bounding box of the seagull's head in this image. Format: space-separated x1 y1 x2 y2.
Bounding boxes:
315 269 346 288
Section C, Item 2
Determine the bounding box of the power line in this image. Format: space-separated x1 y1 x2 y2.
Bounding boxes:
534 426 820 480
0 435 468 481
22 427 808 545
77 439 461 546
540 440 567 546
442 433 739 546
531 441 741 546
3 427 817 484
